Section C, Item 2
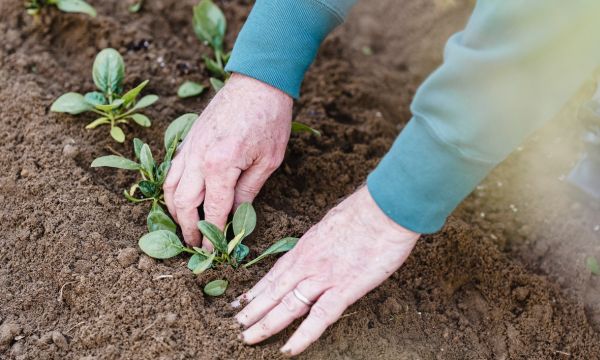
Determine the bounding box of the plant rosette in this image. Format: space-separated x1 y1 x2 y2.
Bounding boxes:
51 48 159 143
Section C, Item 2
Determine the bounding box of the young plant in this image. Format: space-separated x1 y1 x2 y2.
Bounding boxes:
51 48 159 143
138 202 299 296
26 0 96 17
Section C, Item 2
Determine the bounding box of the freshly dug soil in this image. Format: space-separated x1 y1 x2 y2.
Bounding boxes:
1 0 599 359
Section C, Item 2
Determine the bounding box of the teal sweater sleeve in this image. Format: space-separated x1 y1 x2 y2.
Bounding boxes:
227 0 600 234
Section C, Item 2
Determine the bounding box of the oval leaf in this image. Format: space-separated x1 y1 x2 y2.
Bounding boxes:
192 252 216 275
177 81 205 98
121 80 149 106
138 230 184 259
227 229 245 255
133 94 159 110
85 117 110 129
203 279 228 296
138 180 158 198
244 237 299 267
91 155 139 170
147 204 177 233
93 48 125 95
164 113 198 149
131 113 151 127
197 221 226 253
209 77 224 92
193 0 226 49
139 144 155 179
233 202 256 238
56 0 97 17
51 92 91 114
233 243 250 264
95 99 124 112
133 138 144 160
84 91 106 106
110 126 126 143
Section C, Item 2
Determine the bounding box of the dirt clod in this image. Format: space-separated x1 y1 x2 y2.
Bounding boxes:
51 331 68 350
117 247 138 268
0 323 21 347
137 255 154 271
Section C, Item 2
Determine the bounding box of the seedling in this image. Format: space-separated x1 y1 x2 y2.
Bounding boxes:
586 256 600 276
129 0 143 13
26 0 96 17
51 48 159 143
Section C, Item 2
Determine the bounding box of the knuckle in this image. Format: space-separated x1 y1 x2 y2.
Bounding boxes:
173 194 192 209
310 304 333 325
237 182 261 197
281 293 300 313
203 201 225 217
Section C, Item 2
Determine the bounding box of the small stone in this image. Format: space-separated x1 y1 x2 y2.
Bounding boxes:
137 255 154 271
97 194 110 206
0 322 21 347
19 168 31 178
62 144 79 159
117 248 138 268
51 331 68 350
513 287 530 302
164 313 177 325
10 341 24 356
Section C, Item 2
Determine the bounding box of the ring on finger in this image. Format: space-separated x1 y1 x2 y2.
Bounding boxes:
292 288 314 306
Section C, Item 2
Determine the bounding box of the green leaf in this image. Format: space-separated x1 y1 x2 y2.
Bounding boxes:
233 243 249 264
203 57 224 77
193 0 226 50
147 203 177 233
91 155 139 170
85 117 110 129
587 256 600 275
197 221 227 253
93 48 125 96
209 77 224 92
193 247 212 258
129 0 143 13
110 126 126 143
156 161 171 185
203 279 228 296
291 121 321 137
233 202 256 239
138 230 184 259
51 92 92 114
177 81 205 98
130 113 151 127
164 113 198 149
95 99 124 111
133 138 144 160
132 94 159 110
227 229 245 255
84 91 106 106
244 237 299 267
192 252 215 274
139 144 155 179
138 180 158 198
187 253 203 271
56 0 97 17
221 51 232 64
121 80 149 106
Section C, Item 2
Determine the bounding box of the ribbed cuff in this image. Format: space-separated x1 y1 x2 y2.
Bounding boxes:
225 0 344 98
367 117 495 234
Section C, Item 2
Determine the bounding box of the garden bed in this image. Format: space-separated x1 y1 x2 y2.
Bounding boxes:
1 0 600 358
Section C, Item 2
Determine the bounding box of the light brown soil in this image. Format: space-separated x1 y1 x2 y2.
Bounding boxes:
1 0 599 359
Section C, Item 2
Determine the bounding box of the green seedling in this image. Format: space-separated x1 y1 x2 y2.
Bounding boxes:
138 202 298 296
26 0 96 17
586 256 600 276
292 121 321 137
51 48 159 143
129 0 143 13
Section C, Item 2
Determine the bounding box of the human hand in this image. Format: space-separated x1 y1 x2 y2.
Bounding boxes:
164 73 293 248
233 186 421 356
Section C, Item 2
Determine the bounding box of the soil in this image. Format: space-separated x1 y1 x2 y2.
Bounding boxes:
1 0 600 359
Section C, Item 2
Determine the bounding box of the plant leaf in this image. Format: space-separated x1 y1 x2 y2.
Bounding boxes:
193 247 212 258
128 0 143 13
227 229 245 255
203 279 228 296
132 94 159 110
95 99 124 111
233 243 249 264
156 161 171 186
193 0 226 50
164 113 198 149
244 237 299 267
121 79 149 106
209 77 224 92
147 203 177 233
130 113 151 127
93 48 125 96
197 221 227 253
133 138 144 160
138 180 158 198
221 50 232 64
138 230 184 259
233 202 256 239
291 121 321 137
203 57 224 77
192 252 216 274
56 0 97 17
139 144 155 179
51 92 92 114
187 253 208 271
587 256 600 275
91 155 139 170
85 117 110 129
110 126 126 143
84 91 106 106
177 81 205 98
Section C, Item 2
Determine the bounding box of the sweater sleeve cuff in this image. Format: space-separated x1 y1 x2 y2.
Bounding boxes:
225 0 344 98
367 117 495 234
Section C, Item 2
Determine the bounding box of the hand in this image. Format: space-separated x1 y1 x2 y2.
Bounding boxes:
163 73 293 248
233 186 420 356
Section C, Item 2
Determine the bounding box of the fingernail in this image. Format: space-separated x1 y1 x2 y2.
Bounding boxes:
280 347 292 356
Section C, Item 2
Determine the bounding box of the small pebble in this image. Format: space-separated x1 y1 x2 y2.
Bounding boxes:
62 144 79 159
51 331 68 350
513 287 530 302
0 322 21 347
164 313 177 325
117 248 138 268
19 168 31 178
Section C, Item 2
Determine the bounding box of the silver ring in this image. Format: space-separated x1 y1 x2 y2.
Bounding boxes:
293 289 314 306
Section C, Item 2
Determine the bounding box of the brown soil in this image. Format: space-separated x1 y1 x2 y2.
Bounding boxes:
1 0 599 359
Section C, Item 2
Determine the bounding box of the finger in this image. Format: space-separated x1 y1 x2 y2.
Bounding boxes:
235 264 307 328
163 156 185 223
231 250 297 308
233 162 274 207
202 168 241 248
280 291 347 356
242 280 327 345
173 168 205 247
